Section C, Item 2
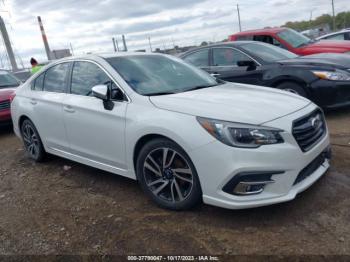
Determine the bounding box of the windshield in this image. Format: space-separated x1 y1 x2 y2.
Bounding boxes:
106 55 218 96
240 42 298 63
0 71 20 89
277 28 312 48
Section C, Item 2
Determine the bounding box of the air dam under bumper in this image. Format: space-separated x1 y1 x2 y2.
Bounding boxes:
189 106 330 209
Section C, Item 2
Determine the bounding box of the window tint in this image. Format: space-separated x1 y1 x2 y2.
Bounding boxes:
71 61 110 96
236 35 253 41
183 49 209 67
106 55 217 96
240 42 298 63
43 63 70 93
326 33 345 40
213 48 252 66
33 73 44 91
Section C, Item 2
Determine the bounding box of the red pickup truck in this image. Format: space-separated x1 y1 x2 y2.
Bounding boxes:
229 27 350 56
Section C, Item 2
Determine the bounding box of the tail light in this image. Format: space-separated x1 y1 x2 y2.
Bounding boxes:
9 92 16 103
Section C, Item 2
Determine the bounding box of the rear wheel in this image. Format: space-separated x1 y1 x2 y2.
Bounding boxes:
136 138 202 210
277 82 307 97
20 119 46 162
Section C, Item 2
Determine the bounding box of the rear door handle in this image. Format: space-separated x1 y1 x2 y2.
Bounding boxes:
64 105 75 113
210 73 221 77
30 98 37 105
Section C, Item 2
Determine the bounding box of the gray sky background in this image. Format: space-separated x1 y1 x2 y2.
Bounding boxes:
1 0 349 67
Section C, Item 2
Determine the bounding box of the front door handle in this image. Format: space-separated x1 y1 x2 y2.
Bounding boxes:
64 105 75 113
30 98 37 105
210 73 221 77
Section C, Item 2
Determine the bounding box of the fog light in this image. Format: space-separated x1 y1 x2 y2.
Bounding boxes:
233 180 274 195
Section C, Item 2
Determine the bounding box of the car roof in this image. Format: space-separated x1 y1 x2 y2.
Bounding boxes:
317 30 350 39
231 27 285 36
48 52 165 64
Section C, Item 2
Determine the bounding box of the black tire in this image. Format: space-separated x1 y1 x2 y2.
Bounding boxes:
20 119 46 162
277 82 307 98
136 138 202 210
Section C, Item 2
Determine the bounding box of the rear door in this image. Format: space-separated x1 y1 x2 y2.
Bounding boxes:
210 47 263 84
29 62 71 152
63 60 128 171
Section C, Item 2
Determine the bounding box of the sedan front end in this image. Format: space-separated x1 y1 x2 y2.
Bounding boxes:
189 104 330 209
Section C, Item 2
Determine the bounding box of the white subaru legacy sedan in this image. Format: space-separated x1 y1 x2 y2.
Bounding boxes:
11 53 331 210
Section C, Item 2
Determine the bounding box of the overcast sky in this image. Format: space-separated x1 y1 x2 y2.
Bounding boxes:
1 0 349 68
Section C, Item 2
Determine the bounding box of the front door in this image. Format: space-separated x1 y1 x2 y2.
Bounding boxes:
63 61 127 171
210 47 263 85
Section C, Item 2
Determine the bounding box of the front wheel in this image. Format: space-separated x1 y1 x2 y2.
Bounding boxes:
21 119 46 162
136 138 202 210
277 82 307 98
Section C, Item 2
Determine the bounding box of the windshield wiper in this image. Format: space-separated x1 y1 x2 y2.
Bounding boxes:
184 84 219 92
146 91 177 96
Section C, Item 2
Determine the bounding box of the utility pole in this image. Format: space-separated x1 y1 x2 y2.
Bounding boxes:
69 42 74 56
122 35 127 51
237 4 242 32
0 16 18 71
112 37 117 52
148 36 153 52
331 0 336 31
115 38 120 52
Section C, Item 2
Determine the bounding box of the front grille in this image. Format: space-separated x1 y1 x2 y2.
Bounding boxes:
0 100 10 111
292 109 326 152
293 151 328 185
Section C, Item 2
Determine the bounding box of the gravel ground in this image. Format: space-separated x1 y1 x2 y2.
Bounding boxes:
0 108 349 257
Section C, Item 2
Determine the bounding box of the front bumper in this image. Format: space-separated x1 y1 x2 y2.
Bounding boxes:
310 79 350 109
189 104 330 209
0 108 11 124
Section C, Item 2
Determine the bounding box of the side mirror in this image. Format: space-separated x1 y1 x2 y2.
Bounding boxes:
91 84 114 111
92 85 108 100
237 60 256 71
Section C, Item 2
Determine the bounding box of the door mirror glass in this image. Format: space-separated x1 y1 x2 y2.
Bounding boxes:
92 85 108 100
237 60 256 71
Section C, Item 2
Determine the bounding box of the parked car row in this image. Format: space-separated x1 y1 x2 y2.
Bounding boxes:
10 53 331 210
180 41 350 109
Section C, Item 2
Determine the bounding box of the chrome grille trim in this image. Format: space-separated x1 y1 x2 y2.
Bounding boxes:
292 109 326 152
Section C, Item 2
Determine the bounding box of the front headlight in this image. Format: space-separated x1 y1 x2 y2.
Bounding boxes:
197 117 284 148
312 69 350 81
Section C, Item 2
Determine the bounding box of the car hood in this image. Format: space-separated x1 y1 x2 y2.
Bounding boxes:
0 87 16 101
278 53 350 69
301 40 350 52
149 83 311 125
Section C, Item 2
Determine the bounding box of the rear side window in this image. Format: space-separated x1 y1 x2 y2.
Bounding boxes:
325 33 345 40
43 63 70 93
32 73 44 91
70 61 110 96
183 49 209 67
213 48 252 66
236 35 253 41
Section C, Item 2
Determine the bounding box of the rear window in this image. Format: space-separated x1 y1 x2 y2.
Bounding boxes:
0 71 20 89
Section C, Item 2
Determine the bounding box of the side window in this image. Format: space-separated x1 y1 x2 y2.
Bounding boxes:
183 49 209 67
253 35 274 45
326 33 345 40
345 32 350 40
32 73 44 91
236 35 253 41
70 61 111 96
213 48 252 66
43 63 70 93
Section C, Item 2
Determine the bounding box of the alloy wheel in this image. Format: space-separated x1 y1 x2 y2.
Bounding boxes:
143 147 194 203
22 122 40 159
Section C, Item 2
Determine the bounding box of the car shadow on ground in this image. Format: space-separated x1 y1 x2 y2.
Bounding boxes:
0 124 13 136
